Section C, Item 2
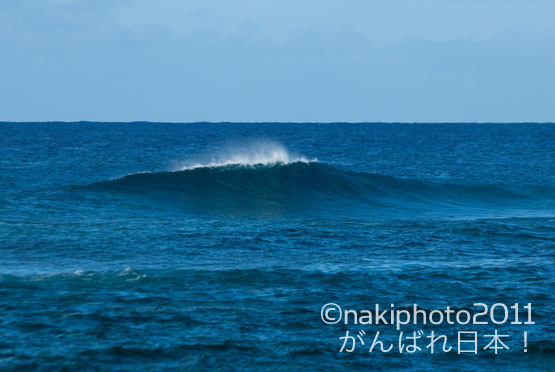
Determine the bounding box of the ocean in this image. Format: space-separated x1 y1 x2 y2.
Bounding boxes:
0 122 553 371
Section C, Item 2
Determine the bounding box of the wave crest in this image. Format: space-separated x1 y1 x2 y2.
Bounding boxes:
176 142 314 170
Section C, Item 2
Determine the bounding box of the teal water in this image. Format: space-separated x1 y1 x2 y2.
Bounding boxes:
0 123 554 370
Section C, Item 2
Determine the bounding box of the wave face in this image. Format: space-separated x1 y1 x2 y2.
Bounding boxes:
86 161 555 218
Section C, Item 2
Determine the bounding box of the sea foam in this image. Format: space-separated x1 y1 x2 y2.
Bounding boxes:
176 142 315 170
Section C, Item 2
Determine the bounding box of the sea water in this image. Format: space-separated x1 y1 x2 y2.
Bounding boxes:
0 123 553 370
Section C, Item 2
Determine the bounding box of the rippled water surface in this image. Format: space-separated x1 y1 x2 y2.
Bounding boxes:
0 123 554 371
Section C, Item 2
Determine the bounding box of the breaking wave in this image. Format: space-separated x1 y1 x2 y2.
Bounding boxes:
84 161 555 219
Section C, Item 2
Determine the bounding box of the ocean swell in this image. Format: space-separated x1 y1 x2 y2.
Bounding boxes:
84 162 555 219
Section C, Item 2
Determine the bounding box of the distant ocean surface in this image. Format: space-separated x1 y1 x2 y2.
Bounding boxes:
0 123 554 371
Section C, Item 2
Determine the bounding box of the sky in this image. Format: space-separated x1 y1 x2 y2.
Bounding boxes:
1 0 554 122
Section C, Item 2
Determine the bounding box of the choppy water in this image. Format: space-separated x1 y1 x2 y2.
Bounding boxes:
0 123 554 371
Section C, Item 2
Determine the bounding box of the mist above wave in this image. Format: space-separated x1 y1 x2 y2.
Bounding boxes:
174 142 315 170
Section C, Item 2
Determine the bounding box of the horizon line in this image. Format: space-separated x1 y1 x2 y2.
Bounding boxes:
1 121 554 125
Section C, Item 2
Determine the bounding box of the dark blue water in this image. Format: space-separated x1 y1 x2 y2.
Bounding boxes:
1 123 554 371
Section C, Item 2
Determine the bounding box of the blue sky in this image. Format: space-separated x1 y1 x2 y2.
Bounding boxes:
1 0 554 122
